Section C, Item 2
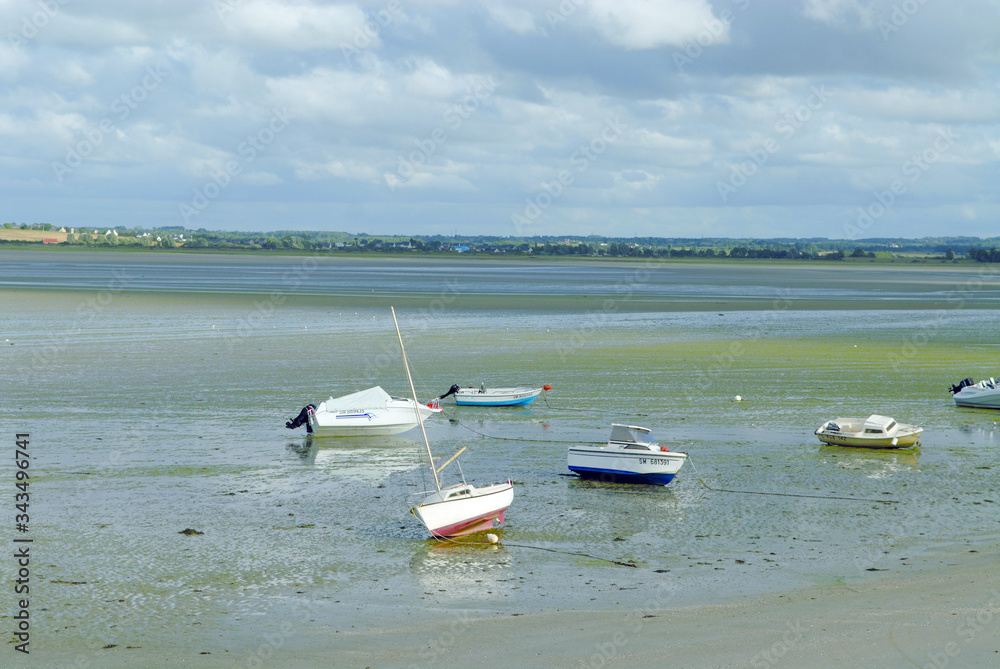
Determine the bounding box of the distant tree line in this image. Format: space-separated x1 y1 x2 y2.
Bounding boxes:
968 247 1000 263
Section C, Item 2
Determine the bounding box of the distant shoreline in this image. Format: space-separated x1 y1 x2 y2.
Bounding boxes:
0 243 986 266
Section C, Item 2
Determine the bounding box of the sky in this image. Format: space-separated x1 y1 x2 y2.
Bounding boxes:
2 0 999 239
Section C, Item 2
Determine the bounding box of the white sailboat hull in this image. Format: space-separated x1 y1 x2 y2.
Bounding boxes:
389 306 514 540
412 482 514 538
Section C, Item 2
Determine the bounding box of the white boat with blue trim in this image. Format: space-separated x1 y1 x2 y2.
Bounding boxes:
285 386 441 437
439 383 549 406
567 424 687 486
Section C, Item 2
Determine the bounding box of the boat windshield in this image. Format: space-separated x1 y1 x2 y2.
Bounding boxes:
609 424 653 444
610 425 636 443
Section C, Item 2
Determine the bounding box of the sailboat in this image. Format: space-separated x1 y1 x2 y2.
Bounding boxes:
391 307 514 539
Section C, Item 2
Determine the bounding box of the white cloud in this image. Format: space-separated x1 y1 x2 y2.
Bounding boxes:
294 159 380 182
0 44 28 82
801 0 876 30
482 3 537 35
51 61 95 87
218 0 369 50
266 67 391 124
584 0 728 50
842 86 1000 123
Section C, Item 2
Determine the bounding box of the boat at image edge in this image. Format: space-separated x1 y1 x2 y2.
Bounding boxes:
815 414 923 448
438 383 550 406
285 386 441 437
950 376 1000 409
567 424 687 486
391 308 514 538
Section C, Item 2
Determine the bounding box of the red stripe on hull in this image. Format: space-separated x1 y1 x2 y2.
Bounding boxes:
428 507 509 538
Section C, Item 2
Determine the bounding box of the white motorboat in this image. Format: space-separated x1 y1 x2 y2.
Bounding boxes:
391 308 514 538
815 415 922 448
285 386 441 437
950 376 1000 409
567 424 687 486
439 383 550 406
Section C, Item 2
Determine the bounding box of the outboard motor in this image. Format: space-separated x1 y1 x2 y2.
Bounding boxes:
286 404 316 433
438 384 460 400
949 378 975 395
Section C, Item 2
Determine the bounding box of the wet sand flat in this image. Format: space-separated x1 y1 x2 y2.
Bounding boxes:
2 253 999 667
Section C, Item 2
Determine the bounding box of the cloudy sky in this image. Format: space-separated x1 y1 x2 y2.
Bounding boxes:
2 0 999 239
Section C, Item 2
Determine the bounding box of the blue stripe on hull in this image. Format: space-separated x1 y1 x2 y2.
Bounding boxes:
455 395 539 406
568 466 677 486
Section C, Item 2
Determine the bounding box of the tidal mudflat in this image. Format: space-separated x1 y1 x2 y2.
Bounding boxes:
2 252 999 667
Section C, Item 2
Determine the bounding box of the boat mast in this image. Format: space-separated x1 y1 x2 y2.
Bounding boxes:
390 306 440 492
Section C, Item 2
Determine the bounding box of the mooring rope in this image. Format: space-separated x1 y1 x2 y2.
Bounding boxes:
686 454 898 504
541 397 648 417
451 419 603 444
424 531 638 568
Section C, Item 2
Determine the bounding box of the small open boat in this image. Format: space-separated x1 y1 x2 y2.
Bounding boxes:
950 376 1000 409
815 415 922 448
439 383 549 406
391 308 514 538
285 386 441 437
567 424 687 486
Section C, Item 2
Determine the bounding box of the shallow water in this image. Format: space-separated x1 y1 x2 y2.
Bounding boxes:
1 253 999 656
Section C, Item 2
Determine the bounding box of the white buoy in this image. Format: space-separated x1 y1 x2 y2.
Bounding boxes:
487 533 499 544
734 395 742 402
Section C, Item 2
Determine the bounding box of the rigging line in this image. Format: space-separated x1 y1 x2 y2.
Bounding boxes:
452 419 603 444
686 455 898 505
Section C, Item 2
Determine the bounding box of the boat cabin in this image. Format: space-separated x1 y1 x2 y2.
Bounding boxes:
609 424 657 450
862 415 898 435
